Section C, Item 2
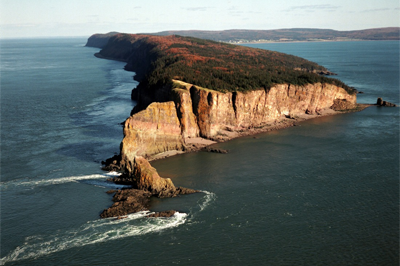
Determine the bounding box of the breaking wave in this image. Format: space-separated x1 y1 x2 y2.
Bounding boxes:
1 190 216 264
1 211 187 264
0 172 123 191
198 190 217 212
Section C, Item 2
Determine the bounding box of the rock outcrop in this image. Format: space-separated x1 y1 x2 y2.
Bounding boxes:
112 156 198 197
120 102 185 165
100 189 152 218
376 97 398 107
101 80 358 219
101 156 199 218
118 80 357 162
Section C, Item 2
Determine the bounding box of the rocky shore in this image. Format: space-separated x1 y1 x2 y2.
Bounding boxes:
88 33 396 219
100 96 396 219
100 156 199 219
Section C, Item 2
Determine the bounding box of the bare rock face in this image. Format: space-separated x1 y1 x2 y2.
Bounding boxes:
120 101 185 164
112 156 199 196
101 82 358 219
171 86 200 138
114 156 176 196
101 156 199 218
330 99 357 111
131 156 177 197
119 81 357 163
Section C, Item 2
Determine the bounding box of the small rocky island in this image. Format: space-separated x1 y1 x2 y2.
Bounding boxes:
100 156 198 218
86 33 369 218
376 97 398 107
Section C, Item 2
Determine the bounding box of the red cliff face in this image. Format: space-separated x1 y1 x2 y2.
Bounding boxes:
120 101 185 165
119 80 357 164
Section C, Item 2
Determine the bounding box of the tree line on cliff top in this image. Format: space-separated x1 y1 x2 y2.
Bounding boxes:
111 34 355 94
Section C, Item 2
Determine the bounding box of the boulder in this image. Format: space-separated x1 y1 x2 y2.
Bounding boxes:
377 97 397 107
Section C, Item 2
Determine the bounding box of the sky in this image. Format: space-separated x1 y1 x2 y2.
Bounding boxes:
0 0 399 38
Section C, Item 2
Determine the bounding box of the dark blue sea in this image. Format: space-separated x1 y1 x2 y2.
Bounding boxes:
1 39 399 265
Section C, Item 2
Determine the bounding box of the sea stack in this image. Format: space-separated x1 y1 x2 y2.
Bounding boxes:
377 97 398 107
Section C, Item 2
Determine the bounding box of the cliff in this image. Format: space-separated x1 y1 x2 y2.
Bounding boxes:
89 33 361 218
85 32 119 48
120 101 185 165
120 80 357 163
87 33 360 166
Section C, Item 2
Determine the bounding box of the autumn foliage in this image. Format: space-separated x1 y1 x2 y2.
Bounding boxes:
101 34 355 94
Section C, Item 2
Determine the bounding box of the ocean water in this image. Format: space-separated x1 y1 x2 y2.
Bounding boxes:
0 39 398 265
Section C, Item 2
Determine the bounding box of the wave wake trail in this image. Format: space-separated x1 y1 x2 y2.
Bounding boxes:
0 172 122 191
198 190 217 212
1 211 187 264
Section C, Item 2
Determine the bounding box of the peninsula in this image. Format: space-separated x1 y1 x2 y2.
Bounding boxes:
86 33 364 218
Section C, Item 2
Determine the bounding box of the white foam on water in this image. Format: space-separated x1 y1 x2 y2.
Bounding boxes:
0 172 122 191
198 190 217 212
1 211 187 264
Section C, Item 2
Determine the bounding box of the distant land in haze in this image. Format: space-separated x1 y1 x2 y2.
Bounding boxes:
86 27 399 47
151 27 400 43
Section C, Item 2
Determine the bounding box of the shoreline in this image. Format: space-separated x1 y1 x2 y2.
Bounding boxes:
101 104 372 219
237 38 371 45
94 52 128 63
146 104 373 162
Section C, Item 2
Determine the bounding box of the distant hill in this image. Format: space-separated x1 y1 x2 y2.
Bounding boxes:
151 27 400 43
87 28 399 49
85 31 119 48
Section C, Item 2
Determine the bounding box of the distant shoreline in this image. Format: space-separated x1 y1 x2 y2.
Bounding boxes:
233 39 394 45
151 27 400 44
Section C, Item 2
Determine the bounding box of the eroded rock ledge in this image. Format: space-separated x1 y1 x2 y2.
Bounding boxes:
116 80 360 166
100 156 198 218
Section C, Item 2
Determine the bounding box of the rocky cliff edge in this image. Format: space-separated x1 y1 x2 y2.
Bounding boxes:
91 34 362 218
118 80 358 166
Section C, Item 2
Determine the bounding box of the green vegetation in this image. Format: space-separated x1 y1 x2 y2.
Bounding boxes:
142 35 355 94
100 34 356 95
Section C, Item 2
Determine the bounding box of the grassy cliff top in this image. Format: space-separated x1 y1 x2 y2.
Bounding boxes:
97 33 355 94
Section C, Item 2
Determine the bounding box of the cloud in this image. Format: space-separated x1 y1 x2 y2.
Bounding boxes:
227 6 262 17
183 7 212 12
0 23 37 28
362 7 400 12
285 4 340 12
